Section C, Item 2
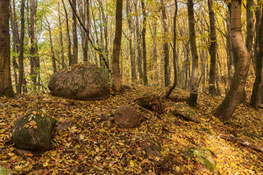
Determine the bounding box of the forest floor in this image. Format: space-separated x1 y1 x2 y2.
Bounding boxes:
0 86 263 175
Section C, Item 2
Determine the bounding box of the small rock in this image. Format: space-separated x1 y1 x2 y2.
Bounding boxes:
114 105 140 128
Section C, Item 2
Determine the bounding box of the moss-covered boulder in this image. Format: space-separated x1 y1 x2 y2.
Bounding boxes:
172 103 200 123
48 63 110 100
185 147 216 172
13 112 56 152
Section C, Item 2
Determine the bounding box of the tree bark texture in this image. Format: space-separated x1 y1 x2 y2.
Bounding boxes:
251 6 263 107
141 0 148 85
214 0 250 121
61 0 72 66
58 1 65 68
0 0 14 97
208 0 217 95
161 0 170 87
112 0 123 92
29 0 40 90
166 0 178 99
187 0 199 106
126 0 136 82
72 0 78 64
18 0 26 94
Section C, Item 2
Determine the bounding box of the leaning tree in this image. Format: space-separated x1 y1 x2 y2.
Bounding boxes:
214 0 250 121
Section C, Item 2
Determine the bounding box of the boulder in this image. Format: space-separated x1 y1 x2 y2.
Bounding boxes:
13 111 56 151
114 105 140 128
172 103 200 123
48 63 110 100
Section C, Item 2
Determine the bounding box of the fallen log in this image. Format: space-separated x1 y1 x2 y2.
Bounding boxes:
219 135 263 153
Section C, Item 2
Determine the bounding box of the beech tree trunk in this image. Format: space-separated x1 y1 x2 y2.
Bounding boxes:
165 0 178 99
112 0 123 92
18 0 26 94
251 6 263 108
83 0 90 62
161 0 170 87
135 0 143 82
29 0 40 91
46 17 57 73
72 0 78 64
246 0 254 57
10 0 19 92
187 0 199 106
126 0 136 82
214 0 250 121
58 1 65 68
0 0 14 97
62 0 72 65
208 0 217 95
141 0 148 85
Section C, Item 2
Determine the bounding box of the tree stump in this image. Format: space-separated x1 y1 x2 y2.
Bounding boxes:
135 95 164 114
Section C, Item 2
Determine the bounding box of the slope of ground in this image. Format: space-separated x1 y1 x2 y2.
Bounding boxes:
0 86 263 174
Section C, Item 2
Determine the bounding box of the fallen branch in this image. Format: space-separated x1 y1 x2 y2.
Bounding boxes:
219 135 263 153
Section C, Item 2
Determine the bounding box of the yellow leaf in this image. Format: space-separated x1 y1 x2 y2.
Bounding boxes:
8 153 15 157
130 160 135 167
14 165 23 171
79 134 85 140
43 162 49 167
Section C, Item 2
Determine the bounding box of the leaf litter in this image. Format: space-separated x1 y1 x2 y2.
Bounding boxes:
0 86 263 174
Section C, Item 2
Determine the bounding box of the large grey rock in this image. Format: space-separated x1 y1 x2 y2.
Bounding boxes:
48 63 110 100
13 112 56 151
114 105 140 128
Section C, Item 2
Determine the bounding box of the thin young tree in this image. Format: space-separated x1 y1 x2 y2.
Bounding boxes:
72 0 78 64
214 0 250 121
166 0 178 99
17 0 26 94
141 0 148 85
61 0 72 65
187 0 199 106
0 0 14 97
112 0 123 92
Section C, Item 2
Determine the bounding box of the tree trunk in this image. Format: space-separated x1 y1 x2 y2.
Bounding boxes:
112 0 123 92
0 0 14 97
214 0 250 121
83 0 90 62
208 0 217 95
126 0 136 82
187 0 199 106
10 0 19 93
246 0 254 57
135 0 143 82
29 0 40 91
165 0 178 99
61 0 72 65
58 1 65 68
161 0 170 87
46 17 57 73
72 0 78 64
251 6 263 108
141 0 148 85
18 0 26 94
